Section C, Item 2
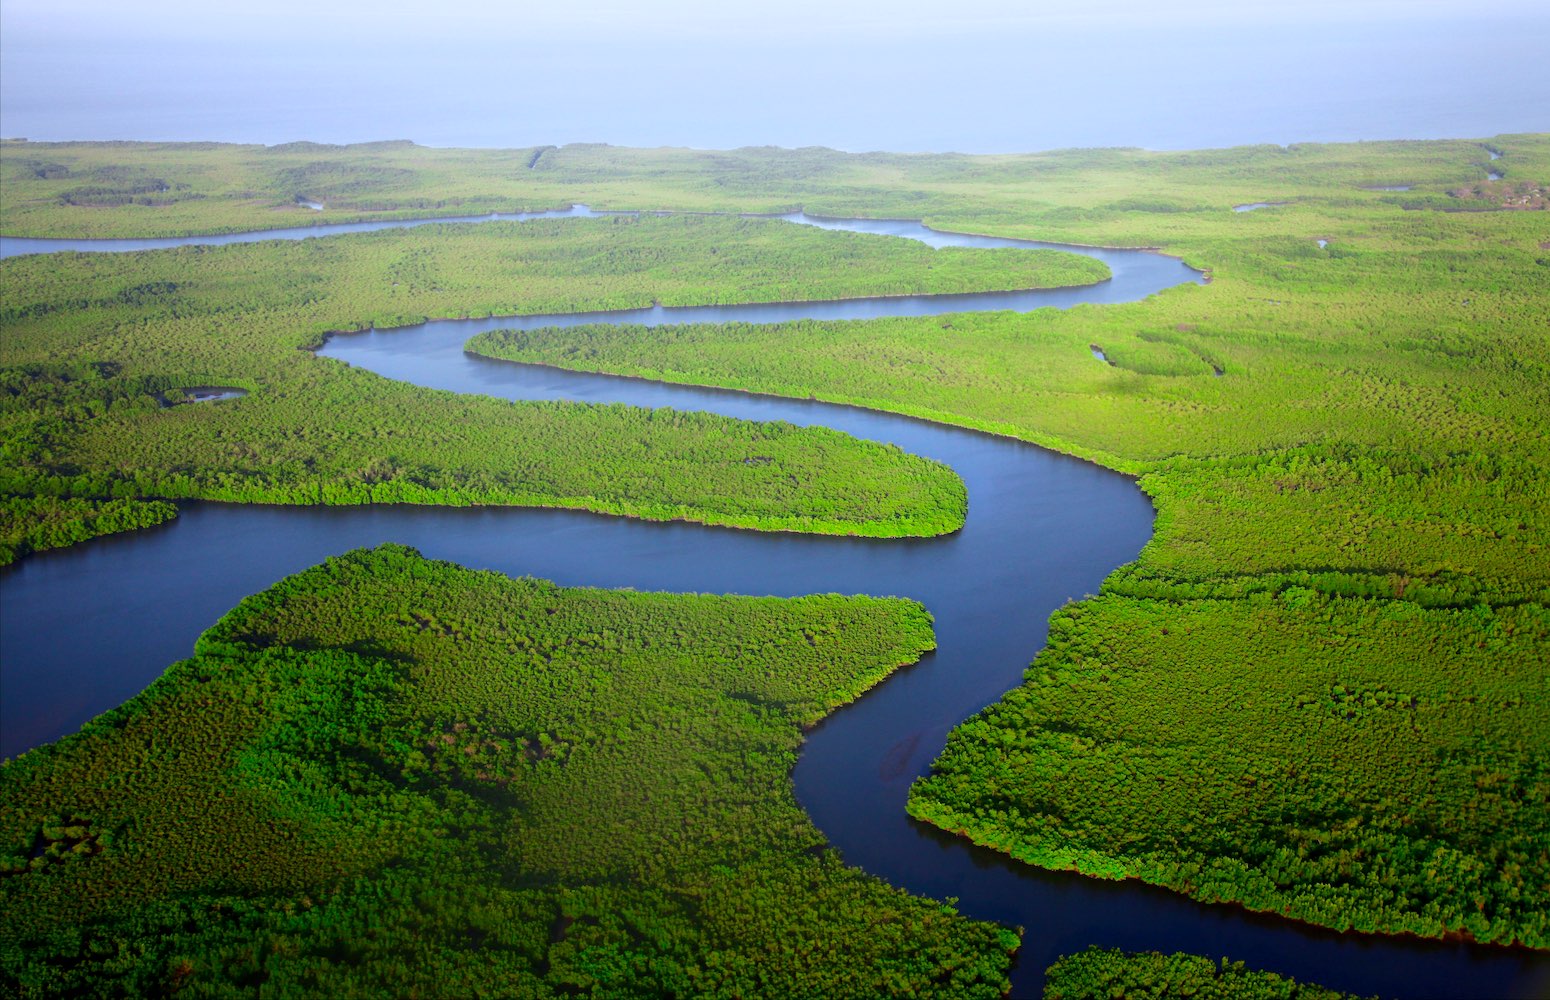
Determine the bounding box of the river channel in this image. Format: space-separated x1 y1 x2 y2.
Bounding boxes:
1 210 1544 997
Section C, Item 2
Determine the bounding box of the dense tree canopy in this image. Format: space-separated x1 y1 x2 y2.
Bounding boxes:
2 134 1546 984
0 215 1110 559
0 546 1017 997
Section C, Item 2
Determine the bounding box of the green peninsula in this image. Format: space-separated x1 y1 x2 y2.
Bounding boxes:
0 546 1017 997
1 215 1112 560
1044 947 1369 1000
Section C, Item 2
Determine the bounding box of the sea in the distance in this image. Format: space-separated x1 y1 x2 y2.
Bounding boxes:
2 14 1546 152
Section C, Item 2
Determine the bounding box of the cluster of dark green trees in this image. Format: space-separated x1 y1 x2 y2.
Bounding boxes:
0 495 176 564
0 547 1018 997
1044 948 1368 1000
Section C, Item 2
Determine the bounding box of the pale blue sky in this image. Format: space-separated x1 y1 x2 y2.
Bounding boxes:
8 0 1546 32
3 0 1546 151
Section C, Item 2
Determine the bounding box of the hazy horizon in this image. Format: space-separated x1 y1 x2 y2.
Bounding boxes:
2 0 1546 154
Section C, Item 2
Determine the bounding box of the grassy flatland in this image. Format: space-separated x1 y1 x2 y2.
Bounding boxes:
1044 947 1369 999
0 545 1018 997
3 135 1545 239
0 214 1111 560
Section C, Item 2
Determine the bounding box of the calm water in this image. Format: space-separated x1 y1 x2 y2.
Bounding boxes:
0 206 605 259
1 215 1545 998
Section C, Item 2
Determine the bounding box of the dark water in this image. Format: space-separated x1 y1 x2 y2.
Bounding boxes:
1 216 1545 998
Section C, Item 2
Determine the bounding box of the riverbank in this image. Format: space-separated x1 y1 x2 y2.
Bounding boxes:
2 136 1546 996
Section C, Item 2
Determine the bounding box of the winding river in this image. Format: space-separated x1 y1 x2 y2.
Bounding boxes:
1 211 1545 998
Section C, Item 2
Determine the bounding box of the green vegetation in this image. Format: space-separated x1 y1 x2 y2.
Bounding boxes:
0 545 1018 997
1044 947 1368 999
0 214 1112 551
910 593 1549 945
448 140 1550 946
0 494 177 564
4 135 1546 239
3 134 1547 963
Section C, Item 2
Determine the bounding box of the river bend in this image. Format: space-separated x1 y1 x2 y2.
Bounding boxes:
0 210 1543 998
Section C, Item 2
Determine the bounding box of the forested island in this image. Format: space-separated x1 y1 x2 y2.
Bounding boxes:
2 135 1547 997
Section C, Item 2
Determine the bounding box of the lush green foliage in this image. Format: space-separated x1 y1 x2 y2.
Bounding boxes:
442 138 1550 946
0 215 1109 545
466 222 1550 596
910 592 1550 946
0 546 1018 997
1043 947 1366 1000
0 494 176 564
4 135 1547 960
